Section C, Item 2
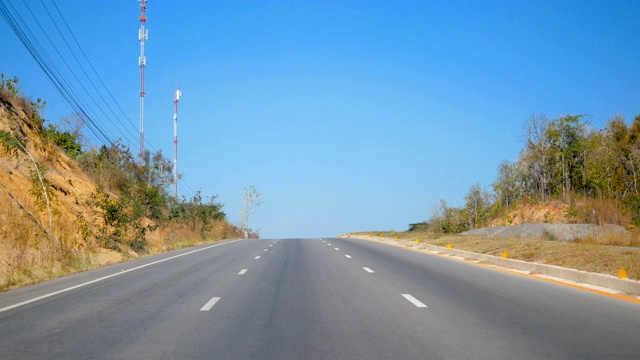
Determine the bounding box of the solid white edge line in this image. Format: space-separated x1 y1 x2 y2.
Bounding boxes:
363 267 375 273
200 297 220 311
238 269 248 275
345 255 352 259
402 294 428 308
0 239 243 314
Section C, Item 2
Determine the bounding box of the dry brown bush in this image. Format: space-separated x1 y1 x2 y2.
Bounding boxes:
570 197 632 226
595 231 640 247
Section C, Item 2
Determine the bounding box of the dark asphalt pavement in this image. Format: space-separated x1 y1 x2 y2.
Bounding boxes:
1 238 639 359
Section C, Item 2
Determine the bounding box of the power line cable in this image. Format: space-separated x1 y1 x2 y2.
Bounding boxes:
22 0 134 147
50 0 139 132
0 0 112 144
43 0 139 147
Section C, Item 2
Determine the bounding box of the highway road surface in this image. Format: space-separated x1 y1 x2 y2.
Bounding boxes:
1 238 639 359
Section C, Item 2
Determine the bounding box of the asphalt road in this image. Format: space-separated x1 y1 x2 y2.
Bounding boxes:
1 238 639 359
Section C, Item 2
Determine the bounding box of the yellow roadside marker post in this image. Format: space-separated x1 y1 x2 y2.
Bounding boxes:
446 244 452 249
618 269 628 279
502 252 508 259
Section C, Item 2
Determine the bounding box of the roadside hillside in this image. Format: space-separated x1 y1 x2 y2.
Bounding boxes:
0 78 241 290
489 201 570 226
0 93 102 288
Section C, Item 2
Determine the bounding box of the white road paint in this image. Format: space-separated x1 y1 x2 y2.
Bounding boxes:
264 249 268 252
269 245 273 247
345 255 352 259
0 239 243 314
334 248 340 250
402 294 428 308
200 297 220 311
255 256 261 260
363 267 375 273
238 269 248 275
328 244 332 246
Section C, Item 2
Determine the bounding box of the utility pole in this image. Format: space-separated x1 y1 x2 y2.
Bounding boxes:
138 0 148 166
173 87 181 198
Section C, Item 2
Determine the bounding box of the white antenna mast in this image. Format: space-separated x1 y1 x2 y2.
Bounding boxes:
138 0 148 166
173 87 181 198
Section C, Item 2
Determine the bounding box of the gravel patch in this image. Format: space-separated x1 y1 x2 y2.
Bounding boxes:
461 223 628 242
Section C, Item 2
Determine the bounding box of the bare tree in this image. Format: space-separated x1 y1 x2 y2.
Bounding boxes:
520 114 552 202
428 199 447 233
464 183 492 230
60 113 88 148
240 186 263 238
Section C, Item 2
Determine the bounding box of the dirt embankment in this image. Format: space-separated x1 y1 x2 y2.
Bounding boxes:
0 93 239 291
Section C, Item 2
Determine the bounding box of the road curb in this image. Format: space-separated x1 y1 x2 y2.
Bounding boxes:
345 236 640 296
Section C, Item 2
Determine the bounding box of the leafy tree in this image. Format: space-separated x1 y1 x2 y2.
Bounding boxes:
547 115 588 201
492 160 521 209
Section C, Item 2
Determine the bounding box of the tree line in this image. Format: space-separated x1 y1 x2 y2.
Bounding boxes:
420 113 640 233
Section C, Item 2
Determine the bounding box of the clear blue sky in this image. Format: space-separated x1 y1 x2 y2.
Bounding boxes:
1 0 639 238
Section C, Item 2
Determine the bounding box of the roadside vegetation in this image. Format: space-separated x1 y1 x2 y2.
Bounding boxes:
0 74 242 291
413 114 640 244
347 115 640 280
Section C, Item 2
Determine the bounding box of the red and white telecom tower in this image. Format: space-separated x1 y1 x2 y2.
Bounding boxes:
138 0 148 166
173 88 181 198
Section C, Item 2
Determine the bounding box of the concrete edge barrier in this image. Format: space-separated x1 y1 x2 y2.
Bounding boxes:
345 235 640 296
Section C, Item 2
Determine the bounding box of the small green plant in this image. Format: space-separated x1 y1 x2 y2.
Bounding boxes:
28 163 55 211
0 73 22 97
28 98 46 131
45 124 81 159
75 213 92 241
0 129 24 159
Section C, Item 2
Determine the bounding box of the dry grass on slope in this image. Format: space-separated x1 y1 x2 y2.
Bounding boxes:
0 102 101 290
353 231 640 281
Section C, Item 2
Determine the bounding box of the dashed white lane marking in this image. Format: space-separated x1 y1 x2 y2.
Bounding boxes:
238 269 248 275
334 248 340 250
264 249 268 252
255 256 261 260
363 267 375 273
200 297 221 311
328 243 332 246
0 239 243 314
345 255 352 259
269 245 273 247
402 294 428 308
